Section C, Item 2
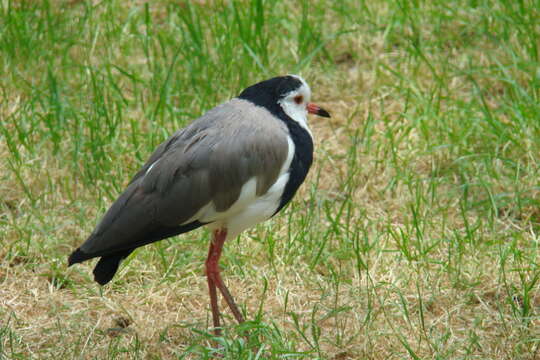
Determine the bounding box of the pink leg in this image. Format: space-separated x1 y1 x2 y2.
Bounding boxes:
205 229 245 335
206 239 222 336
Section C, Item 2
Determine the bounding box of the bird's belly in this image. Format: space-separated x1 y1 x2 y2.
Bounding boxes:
200 172 290 239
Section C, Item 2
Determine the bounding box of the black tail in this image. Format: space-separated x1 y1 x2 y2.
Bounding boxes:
68 247 134 285
68 221 206 285
92 250 134 285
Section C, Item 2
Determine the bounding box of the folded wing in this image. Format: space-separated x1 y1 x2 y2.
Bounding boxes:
69 99 290 267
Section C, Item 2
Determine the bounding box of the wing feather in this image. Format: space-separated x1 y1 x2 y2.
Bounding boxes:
75 99 290 259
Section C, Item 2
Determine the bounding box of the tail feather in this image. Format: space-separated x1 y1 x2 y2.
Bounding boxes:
68 247 134 285
68 221 206 285
93 250 133 285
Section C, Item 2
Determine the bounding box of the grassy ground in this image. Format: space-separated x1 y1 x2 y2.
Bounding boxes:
1 0 539 358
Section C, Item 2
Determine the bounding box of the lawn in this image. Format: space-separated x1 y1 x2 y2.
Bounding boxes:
1 0 539 359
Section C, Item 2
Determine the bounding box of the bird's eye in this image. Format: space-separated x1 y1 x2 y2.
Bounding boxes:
294 95 303 104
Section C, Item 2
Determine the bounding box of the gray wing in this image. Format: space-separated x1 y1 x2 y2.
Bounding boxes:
78 98 289 256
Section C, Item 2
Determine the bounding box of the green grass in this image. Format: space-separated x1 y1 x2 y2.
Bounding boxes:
1 0 539 358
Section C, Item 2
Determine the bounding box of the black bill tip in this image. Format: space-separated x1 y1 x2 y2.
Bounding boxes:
317 107 331 118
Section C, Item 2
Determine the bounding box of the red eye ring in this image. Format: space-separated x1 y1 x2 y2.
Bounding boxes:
294 95 303 104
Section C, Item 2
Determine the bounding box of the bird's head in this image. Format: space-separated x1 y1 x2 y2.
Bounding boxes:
238 75 330 130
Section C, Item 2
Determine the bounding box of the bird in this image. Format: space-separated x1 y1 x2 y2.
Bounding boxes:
68 75 330 335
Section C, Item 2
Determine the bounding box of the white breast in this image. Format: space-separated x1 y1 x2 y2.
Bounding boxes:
191 136 295 239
